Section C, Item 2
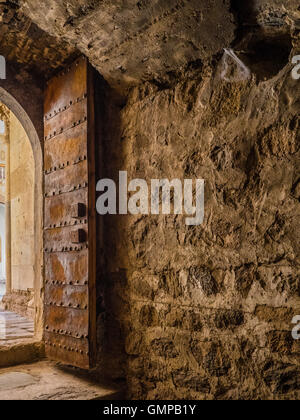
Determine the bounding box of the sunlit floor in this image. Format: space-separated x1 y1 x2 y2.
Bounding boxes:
0 311 34 342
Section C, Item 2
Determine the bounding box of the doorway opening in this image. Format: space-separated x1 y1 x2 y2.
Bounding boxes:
0 97 43 345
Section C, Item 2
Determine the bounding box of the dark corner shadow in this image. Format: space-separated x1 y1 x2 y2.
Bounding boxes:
94 73 128 388
230 0 293 81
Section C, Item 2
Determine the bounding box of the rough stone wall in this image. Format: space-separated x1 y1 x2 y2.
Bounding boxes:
0 63 44 142
98 43 300 399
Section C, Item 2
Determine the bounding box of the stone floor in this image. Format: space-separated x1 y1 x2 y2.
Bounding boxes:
0 311 34 342
0 312 124 399
0 361 123 400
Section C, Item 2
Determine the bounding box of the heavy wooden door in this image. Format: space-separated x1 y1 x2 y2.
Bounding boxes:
43 56 96 369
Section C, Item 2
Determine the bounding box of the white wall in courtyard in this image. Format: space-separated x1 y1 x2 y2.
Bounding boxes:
0 203 5 288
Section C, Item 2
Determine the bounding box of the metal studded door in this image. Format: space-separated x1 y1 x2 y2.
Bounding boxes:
44 56 96 369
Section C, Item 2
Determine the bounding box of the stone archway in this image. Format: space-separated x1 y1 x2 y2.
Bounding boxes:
0 87 43 339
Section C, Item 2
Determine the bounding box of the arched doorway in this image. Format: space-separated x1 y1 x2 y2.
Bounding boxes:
0 88 43 340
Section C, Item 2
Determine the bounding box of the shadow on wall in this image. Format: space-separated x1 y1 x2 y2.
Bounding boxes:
94 75 127 382
230 0 293 81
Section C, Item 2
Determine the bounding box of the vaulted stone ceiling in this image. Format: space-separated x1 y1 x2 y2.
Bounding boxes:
19 0 237 90
0 1 78 78
0 1 299 89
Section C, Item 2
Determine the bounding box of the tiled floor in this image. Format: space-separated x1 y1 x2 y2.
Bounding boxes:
0 311 34 342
